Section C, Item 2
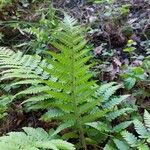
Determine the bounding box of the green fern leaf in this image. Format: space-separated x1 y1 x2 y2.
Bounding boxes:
52 121 75 136
103 95 130 109
103 84 123 101
134 119 148 138
107 108 135 121
82 109 108 124
113 139 130 150
144 110 150 131
138 143 149 150
1 73 39 80
14 86 50 98
22 94 52 104
10 79 42 87
0 127 75 150
85 121 110 132
41 108 65 121
96 82 116 96
113 121 133 133
122 131 137 147
78 99 99 115
104 141 116 150
44 139 75 150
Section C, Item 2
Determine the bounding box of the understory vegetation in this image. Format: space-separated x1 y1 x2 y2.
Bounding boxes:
0 0 150 149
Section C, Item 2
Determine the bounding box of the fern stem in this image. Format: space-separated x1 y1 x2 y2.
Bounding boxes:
73 98 87 149
72 90 87 149
70 45 87 150
78 120 88 150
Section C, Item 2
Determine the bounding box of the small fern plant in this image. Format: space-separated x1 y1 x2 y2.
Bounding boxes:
0 127 75 150
121 110 150 150
0 15 134 149
85 82 135 149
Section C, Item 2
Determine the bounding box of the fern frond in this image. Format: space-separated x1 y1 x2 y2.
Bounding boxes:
0 48 49 81
0 127 75 150
37 16 100 149
144 110 150 131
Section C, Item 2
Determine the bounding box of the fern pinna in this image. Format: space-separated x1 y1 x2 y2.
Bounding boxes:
0 15 134 149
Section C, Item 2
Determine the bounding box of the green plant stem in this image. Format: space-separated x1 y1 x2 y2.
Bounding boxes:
78 121 88 150
70 46 87 150
73 102 87 150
